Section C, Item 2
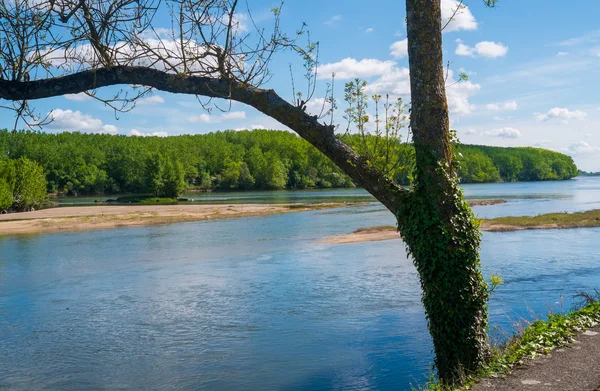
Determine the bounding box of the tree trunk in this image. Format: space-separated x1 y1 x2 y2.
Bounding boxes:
401 0 490 382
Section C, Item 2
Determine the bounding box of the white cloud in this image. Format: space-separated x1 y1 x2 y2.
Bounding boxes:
441 0 478 33
304 98 332 116
234 124 267 131
318 58 396 79
137 95 165 105
39 37 227 76
364 68 480 115
187 113 212 123
47 109 118 134
464 128 477 135
455 41 508 58
535 107 587 123
568 141 600 155
187 111 246 123
389 39 408 59
557 52 569 56
324 15 342 25
365 28 374 33
445 70 481 115
129 129 168 137
364 67 411 95
64 93 91 102
484 127 521 139
487 100 518 111
221 111 246 120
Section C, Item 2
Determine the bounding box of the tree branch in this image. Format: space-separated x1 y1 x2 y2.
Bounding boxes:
0 66 407 214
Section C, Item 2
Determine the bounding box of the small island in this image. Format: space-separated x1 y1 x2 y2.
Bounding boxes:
321 209 600 244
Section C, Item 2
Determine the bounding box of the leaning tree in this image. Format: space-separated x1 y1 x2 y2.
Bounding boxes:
0 0 498 383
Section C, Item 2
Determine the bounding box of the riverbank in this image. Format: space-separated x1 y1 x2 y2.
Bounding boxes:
321 209 600 244
419 300 600 391
0 203 353 236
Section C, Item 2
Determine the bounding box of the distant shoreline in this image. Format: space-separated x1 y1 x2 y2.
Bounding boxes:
0 203 356 236
0 199 508 237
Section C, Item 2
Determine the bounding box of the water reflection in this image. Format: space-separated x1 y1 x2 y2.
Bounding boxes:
1 177 600 390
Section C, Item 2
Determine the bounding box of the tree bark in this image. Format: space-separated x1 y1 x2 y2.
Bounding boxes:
403 0 490 382
0 68 406 214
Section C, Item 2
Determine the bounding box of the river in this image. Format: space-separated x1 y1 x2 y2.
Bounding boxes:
1 177 599 390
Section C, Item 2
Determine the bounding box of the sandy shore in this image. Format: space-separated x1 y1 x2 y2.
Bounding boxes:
0 203 350 236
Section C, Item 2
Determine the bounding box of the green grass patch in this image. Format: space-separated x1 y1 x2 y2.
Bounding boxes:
483 209 600 230
110 195 177 205
415 298 600 390
137 197 178 205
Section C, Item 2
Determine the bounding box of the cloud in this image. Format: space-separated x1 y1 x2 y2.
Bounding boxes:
137 95 165 105
464 128 477 135
445 70 481 115
47 109 118 134
487 100 518 111
364 67 480 115
389 39 408 59
364 67 411 95
557 52 569 56
535 107 587 123
365 28 374 33
555 30 600 47
129 129 169 137
64 93 91 102
303 98 333 117
567 141 600 155
324 15 342 25
39 37 228 76
318 58 396 79
441 0 478 33
234 124 267 131
484 127 521 139
187 111 246 123
456 41 508 58
221 111 246 120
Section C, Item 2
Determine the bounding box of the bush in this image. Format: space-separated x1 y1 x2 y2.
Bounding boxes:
1 157 47 211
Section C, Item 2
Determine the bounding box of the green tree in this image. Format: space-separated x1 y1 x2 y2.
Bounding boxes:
0 178 12 210
147 153 186 198
3 157 47 211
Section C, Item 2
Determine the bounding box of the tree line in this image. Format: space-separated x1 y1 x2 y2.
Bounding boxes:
0 129 578 198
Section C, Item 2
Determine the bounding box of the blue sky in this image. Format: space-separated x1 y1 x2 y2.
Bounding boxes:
3 0 600 170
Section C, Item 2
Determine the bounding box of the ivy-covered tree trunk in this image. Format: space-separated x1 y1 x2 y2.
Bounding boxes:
399 0 490 382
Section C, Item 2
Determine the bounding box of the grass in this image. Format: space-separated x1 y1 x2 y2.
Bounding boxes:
137 197 178 205
111 195 178 204
482 209 600 231
353 225 396 234
347 209 600 238
415 295 600 390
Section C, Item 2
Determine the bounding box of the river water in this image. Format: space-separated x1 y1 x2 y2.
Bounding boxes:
1 177 599 390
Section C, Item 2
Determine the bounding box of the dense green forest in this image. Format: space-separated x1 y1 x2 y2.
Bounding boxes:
0 129 578 198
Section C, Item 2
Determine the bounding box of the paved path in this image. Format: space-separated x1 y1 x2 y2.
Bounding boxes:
472 326 600 391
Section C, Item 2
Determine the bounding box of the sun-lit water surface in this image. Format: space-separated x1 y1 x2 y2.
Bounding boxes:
1 177 599 390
